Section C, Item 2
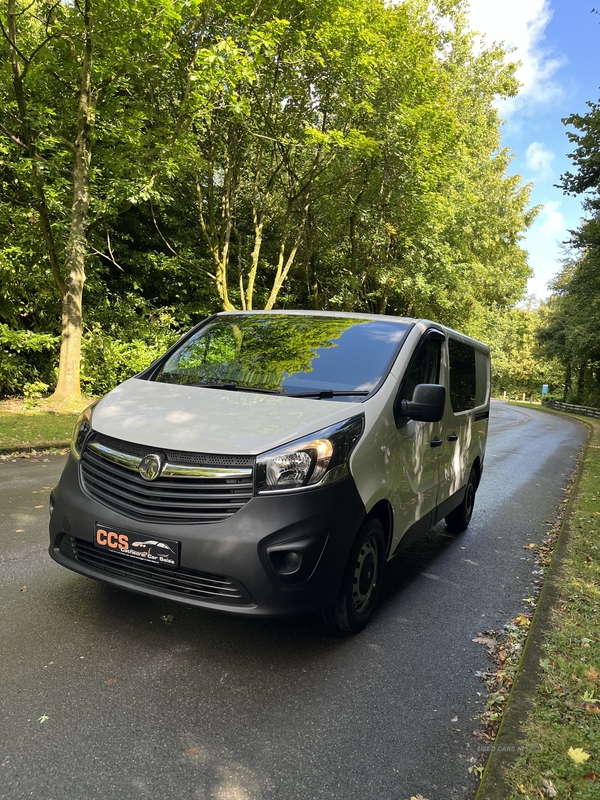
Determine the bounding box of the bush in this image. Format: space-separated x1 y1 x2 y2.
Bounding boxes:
0 323 58 396
80 316 183 396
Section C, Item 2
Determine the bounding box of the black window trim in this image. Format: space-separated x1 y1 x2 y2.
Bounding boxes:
393 327 445 420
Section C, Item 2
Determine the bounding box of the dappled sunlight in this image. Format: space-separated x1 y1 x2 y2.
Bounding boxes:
212 783 254 800
389 419 441 537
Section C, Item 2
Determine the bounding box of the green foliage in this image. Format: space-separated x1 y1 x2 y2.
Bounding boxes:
0 0 537 399
0 323 58 394
539 95 600 407
475 303 563 398
80 313 183 396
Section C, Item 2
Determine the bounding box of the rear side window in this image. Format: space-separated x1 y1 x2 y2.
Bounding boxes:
448 340 478 412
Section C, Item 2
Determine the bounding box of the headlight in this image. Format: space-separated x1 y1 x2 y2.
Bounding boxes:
70 403 96 462
256 415 364 493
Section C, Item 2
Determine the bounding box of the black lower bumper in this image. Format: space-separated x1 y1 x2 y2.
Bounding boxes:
49 455 367 617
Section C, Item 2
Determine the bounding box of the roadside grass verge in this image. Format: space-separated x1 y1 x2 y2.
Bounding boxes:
501 414 600 798
0 399 76 450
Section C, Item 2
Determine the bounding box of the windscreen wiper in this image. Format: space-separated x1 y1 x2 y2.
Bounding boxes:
192 383 282 395
287 390 370 399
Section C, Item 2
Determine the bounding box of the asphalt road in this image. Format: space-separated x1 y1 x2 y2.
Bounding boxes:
0 402 586 800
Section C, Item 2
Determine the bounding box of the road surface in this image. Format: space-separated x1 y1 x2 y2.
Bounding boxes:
0 402 586 800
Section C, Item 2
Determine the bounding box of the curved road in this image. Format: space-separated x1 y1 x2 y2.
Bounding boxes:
0 402 586 800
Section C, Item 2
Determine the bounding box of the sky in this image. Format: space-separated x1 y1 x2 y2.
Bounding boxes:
464 0 600 299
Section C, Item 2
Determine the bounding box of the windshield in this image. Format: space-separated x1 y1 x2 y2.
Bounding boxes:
153 314 411 399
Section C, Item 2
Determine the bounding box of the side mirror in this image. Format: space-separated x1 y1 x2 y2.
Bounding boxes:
397 383 446 423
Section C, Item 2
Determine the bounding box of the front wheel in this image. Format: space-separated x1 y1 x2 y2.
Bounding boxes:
320 518 385 633
445 466 477 533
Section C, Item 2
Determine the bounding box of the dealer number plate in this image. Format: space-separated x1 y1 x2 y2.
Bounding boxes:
94 524 180 569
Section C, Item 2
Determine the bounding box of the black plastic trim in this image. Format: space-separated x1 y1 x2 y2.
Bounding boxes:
49 454 367 617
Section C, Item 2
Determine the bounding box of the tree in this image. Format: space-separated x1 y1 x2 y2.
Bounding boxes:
539 93 600 405
0 0 538 402
0 0 192 406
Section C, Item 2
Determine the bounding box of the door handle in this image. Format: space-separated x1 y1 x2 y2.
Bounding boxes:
447 433 459 442
430 438 443 448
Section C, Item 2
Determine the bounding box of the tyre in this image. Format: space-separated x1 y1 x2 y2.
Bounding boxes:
445 466 477 533
320 518 385 633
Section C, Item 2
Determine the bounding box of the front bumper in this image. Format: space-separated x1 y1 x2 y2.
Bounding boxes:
49 455 367 617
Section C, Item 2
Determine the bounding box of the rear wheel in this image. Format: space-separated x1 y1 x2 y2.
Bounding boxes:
320 518 385 633
445 466 477 532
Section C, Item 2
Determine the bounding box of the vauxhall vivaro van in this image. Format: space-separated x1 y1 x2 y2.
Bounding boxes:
49 311 490 631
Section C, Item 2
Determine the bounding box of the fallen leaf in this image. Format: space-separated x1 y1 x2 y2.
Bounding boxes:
20 586 28 592
34 505 44 509
572 673 581 682
539 658 550 669
451 716 458 722
104 678 117 686
185 747 202 755
160 614 174 625
410 796 429 800
568 746 591 764
542 778 557 797
514 615 530 627
523 543 537 550
16 529 24 533
585 668 599 681
38 714 49 724
472 636 495 646
584 773 597 782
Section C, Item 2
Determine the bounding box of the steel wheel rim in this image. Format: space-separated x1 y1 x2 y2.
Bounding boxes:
352 536 379 614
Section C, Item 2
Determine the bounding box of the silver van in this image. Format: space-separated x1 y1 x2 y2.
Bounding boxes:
49 311 490 631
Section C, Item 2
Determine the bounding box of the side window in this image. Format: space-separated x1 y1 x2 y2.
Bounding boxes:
397 336 441 404
449 339 476 412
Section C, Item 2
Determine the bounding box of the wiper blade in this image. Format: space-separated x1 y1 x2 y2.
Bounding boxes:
287 390 370 399
192 382 282 395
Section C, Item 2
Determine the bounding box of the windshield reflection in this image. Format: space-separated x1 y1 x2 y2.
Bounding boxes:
154 314 411 398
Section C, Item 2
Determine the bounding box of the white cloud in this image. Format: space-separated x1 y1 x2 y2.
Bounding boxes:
523 200 567 296
525 141 555 177
465 0 566 116
536 199 565 235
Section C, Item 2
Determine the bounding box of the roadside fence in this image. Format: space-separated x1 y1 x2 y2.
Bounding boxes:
544 399 600 419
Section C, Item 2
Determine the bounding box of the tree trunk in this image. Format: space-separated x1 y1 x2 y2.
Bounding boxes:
246 213 263 311
51 0 94 406
264 202 310 310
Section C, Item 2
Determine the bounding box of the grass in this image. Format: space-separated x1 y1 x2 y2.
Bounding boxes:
501 414 600 798
0 399 77 450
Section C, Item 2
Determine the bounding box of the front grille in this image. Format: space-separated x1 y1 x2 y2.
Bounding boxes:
80 434 254 524
60 535 252 604
92 433 253 467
